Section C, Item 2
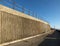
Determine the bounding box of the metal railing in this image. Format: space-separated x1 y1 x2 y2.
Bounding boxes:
0 0 49 23
0 0 50 44
0 0 34 16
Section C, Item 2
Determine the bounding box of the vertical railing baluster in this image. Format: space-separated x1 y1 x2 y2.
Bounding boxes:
12 0 15 9
35 13 38 19
33 12 35 17
28 9 30 15
22 6 25 13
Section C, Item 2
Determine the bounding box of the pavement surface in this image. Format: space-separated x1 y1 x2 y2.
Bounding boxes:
39 30 60 46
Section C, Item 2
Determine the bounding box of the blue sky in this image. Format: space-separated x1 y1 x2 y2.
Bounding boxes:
0 0 60 29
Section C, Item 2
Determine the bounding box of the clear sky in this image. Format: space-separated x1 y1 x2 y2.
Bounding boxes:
0 0 60 29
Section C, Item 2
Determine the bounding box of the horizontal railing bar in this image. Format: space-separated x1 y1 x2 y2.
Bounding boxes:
0 0 49 23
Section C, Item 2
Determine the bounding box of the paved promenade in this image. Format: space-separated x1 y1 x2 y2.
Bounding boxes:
39 30 60 46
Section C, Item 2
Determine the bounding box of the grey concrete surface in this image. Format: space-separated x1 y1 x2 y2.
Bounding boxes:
0 5 51 44
0 33 49 46
39 31 60 46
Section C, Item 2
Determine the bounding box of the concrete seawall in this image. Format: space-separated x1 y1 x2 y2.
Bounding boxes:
0 33 50 46
0 4 51 46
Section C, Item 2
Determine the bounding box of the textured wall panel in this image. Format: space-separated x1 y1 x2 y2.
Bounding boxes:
0 11 50 44
0 11 2 43
1 12 23 43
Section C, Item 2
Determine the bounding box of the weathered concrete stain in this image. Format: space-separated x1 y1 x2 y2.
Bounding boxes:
0 5 51 46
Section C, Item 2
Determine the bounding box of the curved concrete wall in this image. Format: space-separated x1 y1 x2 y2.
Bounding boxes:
0 5 51 44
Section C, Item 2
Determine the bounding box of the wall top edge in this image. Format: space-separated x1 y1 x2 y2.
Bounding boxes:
0 4 49 24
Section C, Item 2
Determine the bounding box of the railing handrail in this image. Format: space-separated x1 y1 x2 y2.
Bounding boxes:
0 0 49 23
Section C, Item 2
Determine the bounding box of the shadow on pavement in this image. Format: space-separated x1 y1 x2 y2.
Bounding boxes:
38 30 60 46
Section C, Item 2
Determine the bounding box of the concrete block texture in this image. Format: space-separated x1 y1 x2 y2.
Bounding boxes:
0 11 2 43
0 33 48 46
0 5 51 44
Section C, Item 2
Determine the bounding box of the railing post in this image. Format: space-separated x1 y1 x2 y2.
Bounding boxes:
28 9 30 15
12 0 15 9
22 6 25 13
36 13 38 19
33 12 35 17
